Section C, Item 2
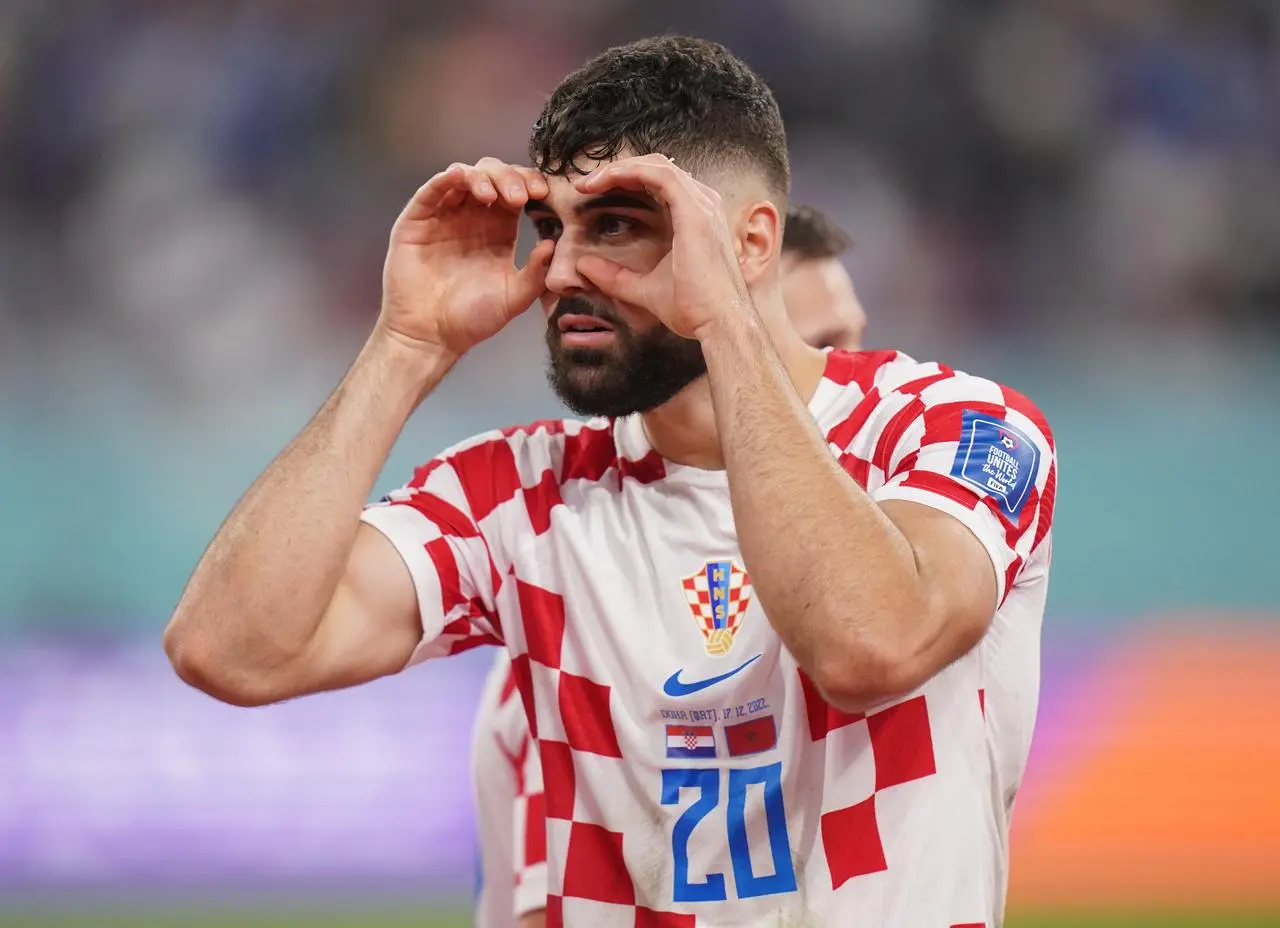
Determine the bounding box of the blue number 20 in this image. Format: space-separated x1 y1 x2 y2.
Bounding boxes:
660 762 798 903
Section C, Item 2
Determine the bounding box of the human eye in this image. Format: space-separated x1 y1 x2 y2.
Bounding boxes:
596 214 638 240
532 217 562 241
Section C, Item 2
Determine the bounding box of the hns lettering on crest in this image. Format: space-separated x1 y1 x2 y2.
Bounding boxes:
682 560 753 657
951 410 1040 520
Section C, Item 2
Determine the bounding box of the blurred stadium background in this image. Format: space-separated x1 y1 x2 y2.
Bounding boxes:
1 0 1278 925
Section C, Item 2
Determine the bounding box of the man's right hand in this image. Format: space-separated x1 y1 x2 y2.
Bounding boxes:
379 158 557 359
168 160 557 708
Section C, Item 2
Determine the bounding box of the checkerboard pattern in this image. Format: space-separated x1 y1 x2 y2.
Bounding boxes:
798 671 939 886
820 349 1056 606
361 349 1055 925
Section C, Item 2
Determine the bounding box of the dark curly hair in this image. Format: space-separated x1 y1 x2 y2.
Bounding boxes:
783 205 853 260
529 36 789 200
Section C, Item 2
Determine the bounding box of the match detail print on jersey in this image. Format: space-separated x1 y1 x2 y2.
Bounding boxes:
681 559 753 657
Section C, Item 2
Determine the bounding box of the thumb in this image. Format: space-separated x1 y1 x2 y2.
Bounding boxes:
576 254 650 307
509 239 556 311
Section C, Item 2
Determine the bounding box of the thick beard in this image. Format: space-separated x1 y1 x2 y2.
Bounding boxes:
545 296 708 418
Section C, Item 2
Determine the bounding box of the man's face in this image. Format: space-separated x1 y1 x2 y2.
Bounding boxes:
528 160 709 418
528 161 868 417
781 254 867 351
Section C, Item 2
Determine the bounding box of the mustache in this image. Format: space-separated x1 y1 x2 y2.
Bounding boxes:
547 295 623 331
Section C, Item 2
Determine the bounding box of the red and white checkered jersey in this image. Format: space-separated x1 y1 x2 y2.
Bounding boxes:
473 650 548 927
362 349 1057 927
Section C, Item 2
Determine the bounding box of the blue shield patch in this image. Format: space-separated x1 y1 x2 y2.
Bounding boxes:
950 411 1039 520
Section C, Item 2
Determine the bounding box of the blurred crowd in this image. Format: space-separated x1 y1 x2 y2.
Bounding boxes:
1 0 1278 627
1 9 1275 904
2 0 1277 419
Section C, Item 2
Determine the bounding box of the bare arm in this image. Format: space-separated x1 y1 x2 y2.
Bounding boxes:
568 156 1003 714
163 159 554 707
163 332 452 706
698 316 999 713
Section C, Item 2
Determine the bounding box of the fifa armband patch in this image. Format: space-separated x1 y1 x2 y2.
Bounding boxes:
950 410 1039 520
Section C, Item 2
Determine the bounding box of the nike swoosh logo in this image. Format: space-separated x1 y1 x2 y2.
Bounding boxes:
663 654 762 698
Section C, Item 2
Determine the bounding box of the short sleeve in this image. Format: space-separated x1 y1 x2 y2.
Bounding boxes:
360 454 502 667
867 373 1057 603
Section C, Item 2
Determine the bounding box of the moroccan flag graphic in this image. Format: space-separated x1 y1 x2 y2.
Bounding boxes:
724 715 777 757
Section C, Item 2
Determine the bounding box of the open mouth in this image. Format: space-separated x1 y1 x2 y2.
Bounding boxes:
557 314 616 335
556 313 619 348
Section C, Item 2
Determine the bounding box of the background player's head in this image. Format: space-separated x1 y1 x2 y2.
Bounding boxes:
781 205 867 351
526 35 789 417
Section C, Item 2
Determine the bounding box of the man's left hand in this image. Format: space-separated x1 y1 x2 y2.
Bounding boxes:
572 153 752 340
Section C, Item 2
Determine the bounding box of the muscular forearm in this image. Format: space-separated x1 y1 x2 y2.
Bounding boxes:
699 314 927 709
163 329 453 693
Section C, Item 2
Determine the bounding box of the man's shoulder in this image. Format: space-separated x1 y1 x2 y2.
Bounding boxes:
820 350 1055 468
435 416 600 458
826 348 993 397
416 415 642 508
826 350 1050 428
424 416 607 474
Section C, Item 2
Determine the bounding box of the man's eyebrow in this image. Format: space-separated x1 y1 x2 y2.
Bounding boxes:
524 192 659 217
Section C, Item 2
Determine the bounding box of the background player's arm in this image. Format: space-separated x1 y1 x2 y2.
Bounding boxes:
163 333 451 706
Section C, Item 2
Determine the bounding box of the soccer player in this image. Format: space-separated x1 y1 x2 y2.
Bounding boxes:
776 204 867 352
165 36 1057 926
471 204 869 928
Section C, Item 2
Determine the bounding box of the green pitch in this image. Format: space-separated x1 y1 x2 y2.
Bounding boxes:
2 908 1279 927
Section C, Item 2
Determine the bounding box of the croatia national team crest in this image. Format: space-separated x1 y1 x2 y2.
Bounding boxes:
681 560 753 657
